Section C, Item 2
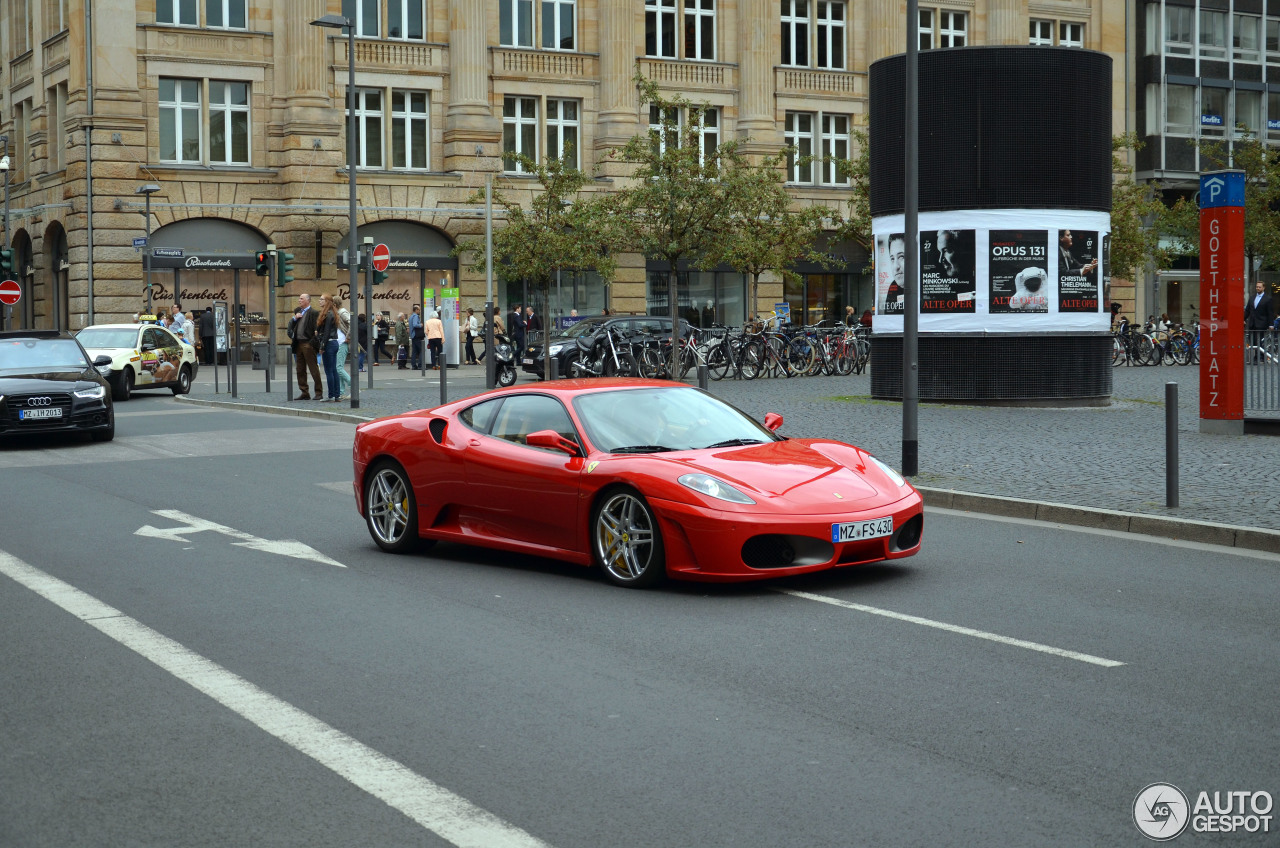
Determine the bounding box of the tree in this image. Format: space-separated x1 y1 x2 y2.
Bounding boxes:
609 74 735 375
1110 133 1172 286
704 147 832 325
464 148 615 381
831 125 873 256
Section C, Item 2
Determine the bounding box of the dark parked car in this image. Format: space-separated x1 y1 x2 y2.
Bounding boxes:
521 315 688 379
0 330 115 442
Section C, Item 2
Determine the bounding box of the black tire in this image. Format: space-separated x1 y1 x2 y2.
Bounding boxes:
603 351 637 378
90 408 115 442
591 488 666 588
112 367 134 401
497 364 517 387
706 345 730 381
171 364 192 395
364 459 432 554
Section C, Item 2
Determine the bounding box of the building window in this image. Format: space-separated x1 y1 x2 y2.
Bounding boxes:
820 114 849 185
1200 87 1227 136
546 98 580 168
348 88 384 168
1165 6 1193 55
387 0 425 40
500 0 534 47
209 81 250 165
649 104 681 156
684 0 716 61
1165 84 1195 135
815 1 845 69
542 0 576 50
1029 19 1053 46
1268 92 1280 138
785 112 814 183
1267 18 1280 61
13 101 31 182
918 8 933 50
391 91 429 169
647 105 719 165
157 0 247 29
1199 9 1227 58
157 0 198 26
645 0 677 57
47 83 67 172
341 0 382 37
159 78 202 163
1059 22 1083 48
46 0 68 34
503 96 539 172
206 0 247 28
1234 14 1261 63
1236 90 1262 138
781 0 809 66
938 10 966 48
696 109 720 164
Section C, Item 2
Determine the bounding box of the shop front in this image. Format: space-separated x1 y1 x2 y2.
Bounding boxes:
783 236 873 327
645 264 748 328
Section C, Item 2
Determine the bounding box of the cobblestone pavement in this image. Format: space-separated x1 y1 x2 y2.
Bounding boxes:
187 360 1280 532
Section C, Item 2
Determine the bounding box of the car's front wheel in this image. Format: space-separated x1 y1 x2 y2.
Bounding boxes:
364 460 431 554
172 364 192 395
90 408 115 442
111 367 134 401
592 488 666 588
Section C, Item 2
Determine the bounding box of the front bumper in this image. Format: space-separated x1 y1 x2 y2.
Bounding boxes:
648 492 924 582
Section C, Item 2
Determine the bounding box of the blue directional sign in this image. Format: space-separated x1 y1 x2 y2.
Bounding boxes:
133 237 148 248
152 247 184 258
1199 170 1245 209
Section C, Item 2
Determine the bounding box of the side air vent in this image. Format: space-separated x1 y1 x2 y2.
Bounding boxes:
428 417 447 444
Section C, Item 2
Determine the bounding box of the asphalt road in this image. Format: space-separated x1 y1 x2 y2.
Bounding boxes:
1 397 1277 847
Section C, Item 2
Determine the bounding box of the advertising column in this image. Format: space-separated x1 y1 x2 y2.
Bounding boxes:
1199 169 1245 434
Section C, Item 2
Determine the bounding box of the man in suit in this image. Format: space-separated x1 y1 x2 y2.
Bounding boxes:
1059 230 1099 276
198 306 217 365
1245 280 1274 358
291 293 322 400
509 303 526 353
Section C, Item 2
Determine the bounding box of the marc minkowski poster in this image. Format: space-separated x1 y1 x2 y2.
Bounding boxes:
920 229 976 313
1057 229 1101 313
989 230 1049 313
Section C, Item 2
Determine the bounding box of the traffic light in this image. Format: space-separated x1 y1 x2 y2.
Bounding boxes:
372 268 389 286
277 251 295 288
0 247 12 274
254 251 270 277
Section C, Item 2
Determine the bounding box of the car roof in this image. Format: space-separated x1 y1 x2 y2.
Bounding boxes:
0 329 72 340
79 324 149 330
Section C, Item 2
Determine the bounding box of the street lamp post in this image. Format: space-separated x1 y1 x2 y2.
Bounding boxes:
1 140 10 330
136 184 160 315
311 12 360 409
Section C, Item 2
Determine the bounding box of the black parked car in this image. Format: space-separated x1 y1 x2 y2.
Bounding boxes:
521 315 688 379
0 330 115 442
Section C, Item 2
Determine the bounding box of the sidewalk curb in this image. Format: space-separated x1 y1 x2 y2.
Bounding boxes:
917 486 1280 555
174 395 1280 555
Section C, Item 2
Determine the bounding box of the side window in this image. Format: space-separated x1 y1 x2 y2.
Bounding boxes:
460 398 503 433
142 329 163 349
157 329 179 348
489 394 579 448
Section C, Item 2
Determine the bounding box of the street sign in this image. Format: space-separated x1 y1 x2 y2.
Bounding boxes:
372 243 391 273
133 237 149 248
1199 169 1245 433
0 279 21 306
153 247 184 258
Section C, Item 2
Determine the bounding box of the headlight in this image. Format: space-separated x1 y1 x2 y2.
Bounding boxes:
74 385 107 400
678 473 755 505
869 456 907 487
95 365 111 376
549 344 564 355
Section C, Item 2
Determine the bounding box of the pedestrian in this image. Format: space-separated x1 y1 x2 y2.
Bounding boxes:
525 305 543 337
199 306 216 365
409 304 424 370
394 311 410 369
464 308 479 364
426 308 444 369
291 293 322 400
334 306 352 401
375 313 391 365
182 311 196 350
479 312 505 362
1245 281 1274 357
356 311 369 372
313 293 341 401
509 303 525 352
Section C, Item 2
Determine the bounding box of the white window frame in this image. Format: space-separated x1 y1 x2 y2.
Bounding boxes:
819 113 849 186
205 0 248 29
784 111 815 184
348 87 385 168
815 1 845 70
546 98 581 168
938 10 966 48
500 0 535 48
208 80 251 165
649 104 681 156
1165 84 1196 135
541 0 576 50
1059 22 1084 48
1029 19 1053 46
391 90 430 170
918 8 934 51
781 0 809 67
159 78 203 164
1165 6 1194 55
157 0 198 26
1199 9 1227 58
341 0 381 38
503 95 540 173
695 108 720 166
386 0 426 41
49 0 68 33
1234 89 1262 138
684 0 716 61
1234 14 1260 63
645 0 678 58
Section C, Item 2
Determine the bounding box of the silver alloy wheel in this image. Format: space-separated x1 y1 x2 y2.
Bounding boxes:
595 492 656 582
367 467 411 545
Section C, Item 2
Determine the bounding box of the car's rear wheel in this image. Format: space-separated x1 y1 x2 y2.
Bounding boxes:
364 460 431 554
112 367 134 401
171 364 192 395
592 489 666 588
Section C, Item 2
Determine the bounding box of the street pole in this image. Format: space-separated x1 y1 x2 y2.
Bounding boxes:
902 0 920 477
266 243 276 391
145 191 153 314
485 173 495 390
345 23 360 409
2 143 10 331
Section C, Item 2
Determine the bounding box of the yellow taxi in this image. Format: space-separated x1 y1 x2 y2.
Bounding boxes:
76 322 199 400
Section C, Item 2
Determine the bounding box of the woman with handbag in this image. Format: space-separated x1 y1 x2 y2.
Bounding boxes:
394 312 411 369
464 308 480 364
374 313 391 365
313 294 341 401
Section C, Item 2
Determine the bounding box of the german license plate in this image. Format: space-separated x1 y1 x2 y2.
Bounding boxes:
831 516 892 543
20 408 62 420
522 358 534 365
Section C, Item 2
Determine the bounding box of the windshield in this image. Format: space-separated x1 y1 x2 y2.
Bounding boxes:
76 327 139 348
0 339 90 371
573 387 778 453
552 318 608 340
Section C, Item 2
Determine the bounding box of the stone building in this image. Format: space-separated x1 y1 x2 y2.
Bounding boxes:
1 0 1125 349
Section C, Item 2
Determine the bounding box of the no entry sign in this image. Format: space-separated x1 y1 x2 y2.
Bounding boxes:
0 279 21 306
372 243 391 273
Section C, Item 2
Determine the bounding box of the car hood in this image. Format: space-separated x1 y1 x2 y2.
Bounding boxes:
0 369 103 390
81 345 134 354
649 439 903 513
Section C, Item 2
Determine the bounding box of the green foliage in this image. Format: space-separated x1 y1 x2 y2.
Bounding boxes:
1110 133 1171 282
831 125 872 255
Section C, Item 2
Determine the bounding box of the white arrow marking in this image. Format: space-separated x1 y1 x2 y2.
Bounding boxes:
135 509 345 568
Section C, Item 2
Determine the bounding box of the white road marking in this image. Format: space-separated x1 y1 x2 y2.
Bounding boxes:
0 550 554 848
318 481 353 495
136 509 345 568
776 588 1125 668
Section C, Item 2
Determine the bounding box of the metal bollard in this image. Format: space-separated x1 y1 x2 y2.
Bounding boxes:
550 357 559 381
1166 382 1179 508
286 348 294 401
697 363 709 390
439 350 447 406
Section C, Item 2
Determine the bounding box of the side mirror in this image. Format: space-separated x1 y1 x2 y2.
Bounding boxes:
526 429 581 456
92 355 112 367
764 412 783 432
